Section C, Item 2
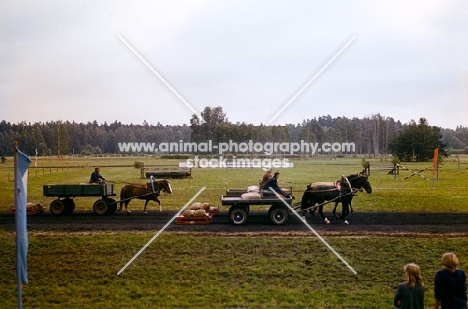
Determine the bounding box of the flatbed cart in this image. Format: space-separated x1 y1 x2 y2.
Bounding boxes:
43 183 117 216
221 187 294 225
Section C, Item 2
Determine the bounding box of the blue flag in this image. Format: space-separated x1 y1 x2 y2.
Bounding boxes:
16 149 31 284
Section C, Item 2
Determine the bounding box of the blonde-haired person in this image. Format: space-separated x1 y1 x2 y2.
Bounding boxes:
434 252 467 309
394 263 425 309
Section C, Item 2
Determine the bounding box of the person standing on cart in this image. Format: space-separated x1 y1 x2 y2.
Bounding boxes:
89 167 106 184
262 172 290 198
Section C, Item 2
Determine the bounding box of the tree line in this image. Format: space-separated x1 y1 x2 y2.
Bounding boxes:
0 120 191 157
1 107 466 161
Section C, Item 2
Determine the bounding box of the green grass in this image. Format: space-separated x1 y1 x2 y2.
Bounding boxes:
1 155 468 308
0 232 467 309
1 155 467 213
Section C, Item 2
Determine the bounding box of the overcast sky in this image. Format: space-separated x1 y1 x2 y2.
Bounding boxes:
1 1 467 129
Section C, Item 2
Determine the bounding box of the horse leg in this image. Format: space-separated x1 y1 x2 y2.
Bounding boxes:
125 201 131 214
317 206 330 224
300 204 310 221
118 198 129 213
156 198 162 213
310 201 320 216
332 201 339 218
339 203 350 224
300 193 311 221
143 200 149 215
118 193 124 211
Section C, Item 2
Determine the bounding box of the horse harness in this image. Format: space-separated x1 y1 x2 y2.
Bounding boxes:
306 175 359 198
122 179 161 201
295 176 360 212
149 175 158 194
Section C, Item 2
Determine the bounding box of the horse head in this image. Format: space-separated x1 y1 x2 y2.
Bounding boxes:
147 178 173 194
160 179 172 194
348 174 372 194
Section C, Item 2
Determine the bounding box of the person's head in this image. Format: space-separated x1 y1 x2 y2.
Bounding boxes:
441 252 459 273
274 172 280 179
404 263 423 287
95 167 100 172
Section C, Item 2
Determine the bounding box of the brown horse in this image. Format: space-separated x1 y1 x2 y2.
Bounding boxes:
118 178 172 214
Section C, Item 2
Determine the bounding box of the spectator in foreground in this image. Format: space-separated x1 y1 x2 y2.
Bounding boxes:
394 263 425 309
434 252 467 309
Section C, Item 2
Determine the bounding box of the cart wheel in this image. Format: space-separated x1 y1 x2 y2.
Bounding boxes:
50 199 65 215
63 198 75 214
106 198 117 214
230 207 248 225
269 205 289 225
93 199 109 215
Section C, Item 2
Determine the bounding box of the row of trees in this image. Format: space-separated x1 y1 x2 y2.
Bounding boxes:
189 109 401 156
0 121 190 157
189 107 450 161
1 107 464 161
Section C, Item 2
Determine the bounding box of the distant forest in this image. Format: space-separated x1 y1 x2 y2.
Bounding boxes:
1 110 467 158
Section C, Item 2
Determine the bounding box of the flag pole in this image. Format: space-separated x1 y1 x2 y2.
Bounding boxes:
14 141 23 309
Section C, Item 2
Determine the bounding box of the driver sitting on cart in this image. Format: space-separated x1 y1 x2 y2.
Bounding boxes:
89 167 106 184
262 172 291 198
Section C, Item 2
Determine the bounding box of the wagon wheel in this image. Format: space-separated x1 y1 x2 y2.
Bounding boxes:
63 198 75 214
229 207 248 225
106 198 117 214
93 199 109 215
268 203 283 216
269 205 289 225
50 199 65 215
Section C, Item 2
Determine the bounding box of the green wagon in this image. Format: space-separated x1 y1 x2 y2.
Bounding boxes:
43 183 117 215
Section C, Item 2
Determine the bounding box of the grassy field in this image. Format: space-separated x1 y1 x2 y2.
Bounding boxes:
1 233 467 309
1 154 468 213
1 155 467 308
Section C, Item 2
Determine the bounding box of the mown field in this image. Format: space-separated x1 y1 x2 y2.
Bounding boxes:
1 155 468 213
0 155 467 308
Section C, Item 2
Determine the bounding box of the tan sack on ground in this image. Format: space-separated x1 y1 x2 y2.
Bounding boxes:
194 209 206 217
189 202 202 210
183 209 196 217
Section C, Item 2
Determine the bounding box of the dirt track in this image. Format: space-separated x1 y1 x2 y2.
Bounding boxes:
1 209 467 237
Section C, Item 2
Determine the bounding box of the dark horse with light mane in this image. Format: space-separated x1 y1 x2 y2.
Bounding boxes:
300 174 372 224
119 178 172 214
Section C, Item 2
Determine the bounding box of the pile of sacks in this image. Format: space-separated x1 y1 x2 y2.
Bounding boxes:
9 202 45 215
241 186 262 199
182 202 212 217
